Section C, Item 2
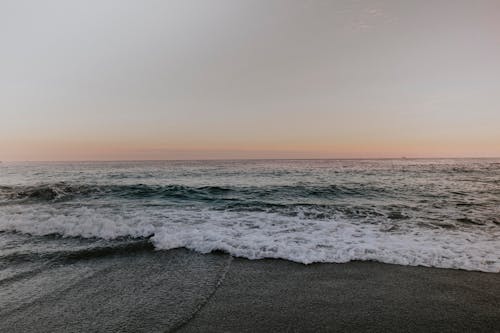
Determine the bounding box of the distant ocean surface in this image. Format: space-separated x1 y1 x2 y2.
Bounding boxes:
1 159 499 272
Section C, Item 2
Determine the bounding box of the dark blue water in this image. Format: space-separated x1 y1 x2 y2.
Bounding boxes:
1 159 499 272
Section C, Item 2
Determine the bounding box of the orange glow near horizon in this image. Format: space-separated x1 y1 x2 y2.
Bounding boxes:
1 138 499 161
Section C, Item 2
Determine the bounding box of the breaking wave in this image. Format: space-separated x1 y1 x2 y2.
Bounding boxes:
0 206 498 272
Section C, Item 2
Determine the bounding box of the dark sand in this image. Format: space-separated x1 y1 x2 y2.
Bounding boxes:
0 248 499 332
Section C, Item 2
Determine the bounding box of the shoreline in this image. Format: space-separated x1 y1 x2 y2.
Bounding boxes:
179 253 500 332
1 248 499 332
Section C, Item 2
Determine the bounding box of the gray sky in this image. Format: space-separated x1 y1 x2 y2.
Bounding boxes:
1 0 499 160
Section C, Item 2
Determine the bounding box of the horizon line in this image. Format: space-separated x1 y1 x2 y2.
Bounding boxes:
2 156 500 163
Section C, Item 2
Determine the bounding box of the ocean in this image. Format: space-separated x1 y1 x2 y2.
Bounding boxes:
1 159 499 273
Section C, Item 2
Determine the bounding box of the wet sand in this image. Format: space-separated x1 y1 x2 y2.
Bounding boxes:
1 248 499 332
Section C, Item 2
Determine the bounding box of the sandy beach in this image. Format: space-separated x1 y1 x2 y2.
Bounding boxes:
1 247 498 333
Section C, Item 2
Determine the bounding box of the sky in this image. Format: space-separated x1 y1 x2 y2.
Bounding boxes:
1 0 499 161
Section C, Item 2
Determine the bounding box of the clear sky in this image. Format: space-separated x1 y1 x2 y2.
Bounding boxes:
1 0 499 161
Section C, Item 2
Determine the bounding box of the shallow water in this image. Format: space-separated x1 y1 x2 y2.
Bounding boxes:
0 159 499 272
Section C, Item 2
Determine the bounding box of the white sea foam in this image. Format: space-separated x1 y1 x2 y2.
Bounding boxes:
0 206 498 272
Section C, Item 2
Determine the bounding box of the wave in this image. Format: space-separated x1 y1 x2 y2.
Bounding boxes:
0 182 393 204
0 206 498 272
0 183 233 203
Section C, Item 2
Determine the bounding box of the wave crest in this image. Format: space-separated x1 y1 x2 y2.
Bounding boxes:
1 206 498 272
0 182 395 204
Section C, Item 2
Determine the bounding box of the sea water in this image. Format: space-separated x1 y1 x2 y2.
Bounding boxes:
1 159 499 272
